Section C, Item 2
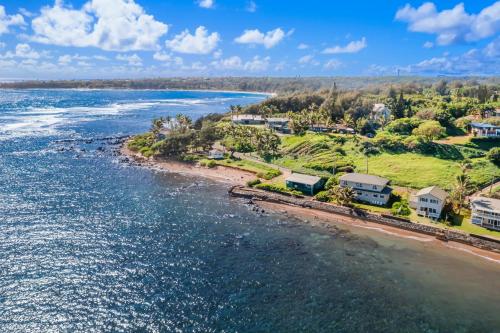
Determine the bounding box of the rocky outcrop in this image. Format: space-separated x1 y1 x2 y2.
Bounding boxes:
229 186 500 254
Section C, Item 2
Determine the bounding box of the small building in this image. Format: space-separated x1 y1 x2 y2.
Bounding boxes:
469 122 500 138
333 124 356 134
483 109 500 118
208 149 224 160
266 117 290 133
310 124 335 133
339 173 392 206
411 186 448 220
471 197 500 231
371 103 391 123
231 114 265 125
286 173 323 195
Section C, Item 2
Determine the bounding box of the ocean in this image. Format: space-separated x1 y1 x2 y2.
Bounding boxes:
0 89 499 332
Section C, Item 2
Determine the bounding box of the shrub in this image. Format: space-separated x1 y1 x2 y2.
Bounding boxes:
486 147 500 166
139 147 154 158
181 154 200 162
206 160 217 168
256 169 282 180
391 200 411 216
315 190 331 202
255 183 302 196
324 172 346 190
246 178 261 187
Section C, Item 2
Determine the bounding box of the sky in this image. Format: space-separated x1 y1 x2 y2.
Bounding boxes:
0 0 498 79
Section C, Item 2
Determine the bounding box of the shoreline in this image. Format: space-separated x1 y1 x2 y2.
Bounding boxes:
121 144 500 264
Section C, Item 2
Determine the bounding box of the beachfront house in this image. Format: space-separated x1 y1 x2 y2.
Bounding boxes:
469 122 500 138
471 197 500 231
231 114 265 125
266 117 290 133
483 109 500 118
333 124 356 134
339 173 392 206
410 186 448 220
208 149 224 160
371 103 391 123
286 173 323 195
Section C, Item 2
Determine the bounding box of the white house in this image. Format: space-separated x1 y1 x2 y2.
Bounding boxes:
339 173 392 206
266 117 290 133
469 122 500 138
231 114 265 125
208 149 224 160
411 186 448 220
471 197 500 231
371 103 391 123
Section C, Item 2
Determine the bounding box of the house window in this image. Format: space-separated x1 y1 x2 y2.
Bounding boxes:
356 183 363 187
372 185 377 190
373 194 378 198
430 199 438 204
380 195 385 199
420 198 428 202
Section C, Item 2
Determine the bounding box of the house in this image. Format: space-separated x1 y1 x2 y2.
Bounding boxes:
410 186 448 220
371 103 391 123
286 173 324 195
231 114 265 125
333 124 356 134
471 197 500 231
208 149 224 160
469 122 500 138
266 117 290 133
483 109 500 118
339 173 392 206
310 124 335 133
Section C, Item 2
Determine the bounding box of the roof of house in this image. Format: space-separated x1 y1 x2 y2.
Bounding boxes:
373 103 389 113
339 173 389 187
416 186 448 201
471 196 500 212
231 114 263 121
266 117 290 123
286 173 322 186
209 149 223 154
470 122 499 129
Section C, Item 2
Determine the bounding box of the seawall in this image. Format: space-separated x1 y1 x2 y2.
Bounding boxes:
228 186 500 254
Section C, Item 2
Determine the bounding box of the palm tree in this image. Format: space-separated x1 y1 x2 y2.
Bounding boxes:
451 170 471 215
150 117 166 142
329 186 355 207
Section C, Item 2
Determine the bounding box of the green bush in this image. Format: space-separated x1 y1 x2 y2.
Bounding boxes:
315 190 331 202
246 178 261 187
325 172 346 190
391 201 411 216
206 160 217 168
181 154 200 162
255 183 302 196
486 147 500 166
128 133 154 152
256 169 282 180
139 147 154 158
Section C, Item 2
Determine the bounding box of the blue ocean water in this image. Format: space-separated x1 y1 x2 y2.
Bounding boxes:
0 89 499 332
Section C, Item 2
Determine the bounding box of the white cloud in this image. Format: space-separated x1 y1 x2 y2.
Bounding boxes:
58 54 72 64
246 1 257 13
407 40 500 75
198 0 214 9
243 56 270 71
116 53 142 66
395 2 500 45
423 41 434 48
0 5 25 35
297 43 309 50
324 59 342 70
323 37 367 54
213 49 223 59
153 51 183 66
31 0 168 51
298 54 319 66
235 28 289 48
211 56 243 70
166 26 220 54
1 44 42 59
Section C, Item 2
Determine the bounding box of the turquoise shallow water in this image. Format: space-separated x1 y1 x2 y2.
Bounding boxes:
0 89 499 332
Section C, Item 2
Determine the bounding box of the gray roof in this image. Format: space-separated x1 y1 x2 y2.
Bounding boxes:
232 114 263 121
416 186 448 201
471 197 500 212
340 173 389 187
266 117 290 123
286 173 322 186
470 122 500 129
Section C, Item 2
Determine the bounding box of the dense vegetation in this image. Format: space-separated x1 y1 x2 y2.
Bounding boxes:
2 76 499 93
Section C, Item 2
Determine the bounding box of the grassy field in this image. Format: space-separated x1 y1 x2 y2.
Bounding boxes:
215 158 281 179
276 133 499 190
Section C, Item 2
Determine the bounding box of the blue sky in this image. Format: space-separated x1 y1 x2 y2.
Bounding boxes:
0 0 498 79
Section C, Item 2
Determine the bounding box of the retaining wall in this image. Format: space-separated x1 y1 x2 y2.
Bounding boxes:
229 186 500 254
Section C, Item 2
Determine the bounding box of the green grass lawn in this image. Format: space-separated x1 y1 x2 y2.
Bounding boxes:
276 133 499 190
216 158 281 179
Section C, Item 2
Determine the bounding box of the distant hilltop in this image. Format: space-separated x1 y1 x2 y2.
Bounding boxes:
0 77 498 94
